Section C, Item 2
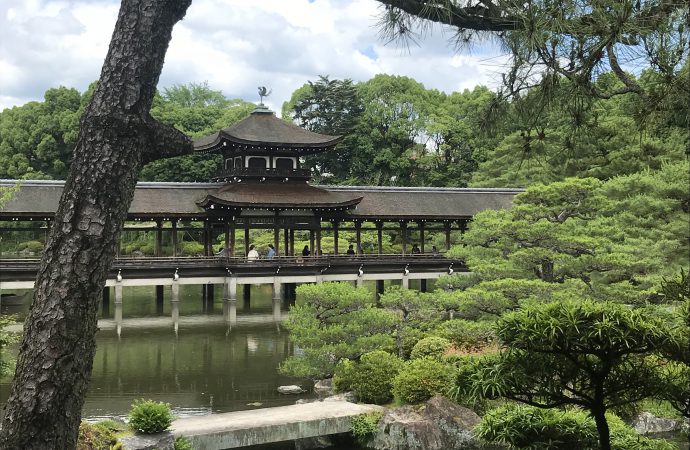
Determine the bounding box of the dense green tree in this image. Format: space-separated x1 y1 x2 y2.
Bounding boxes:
140 83 255 182
280 283 398 378
282 76 363 182
347 74 435 185
0 87 83 179
452 167 689 304
454 300 673 450
471 74 688 188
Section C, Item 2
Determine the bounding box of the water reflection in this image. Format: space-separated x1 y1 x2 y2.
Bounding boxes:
0 284 311 419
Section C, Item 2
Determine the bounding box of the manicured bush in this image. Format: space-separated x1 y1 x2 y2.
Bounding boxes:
350 411 384 444
77 421 121 450
127 399 174 434
392 357 455 404
349 351 404 404
476 404 677 450
410 336 451 360
333 358 356 393
434 319 496 350
179 241 204 256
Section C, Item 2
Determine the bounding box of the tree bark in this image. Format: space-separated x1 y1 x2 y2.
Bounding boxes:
0 0 192 448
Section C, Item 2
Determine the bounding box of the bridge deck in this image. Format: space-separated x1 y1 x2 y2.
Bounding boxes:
0 254 464 284
170 401 382 449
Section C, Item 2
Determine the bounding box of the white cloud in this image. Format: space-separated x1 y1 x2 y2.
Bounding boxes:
0 0 507 112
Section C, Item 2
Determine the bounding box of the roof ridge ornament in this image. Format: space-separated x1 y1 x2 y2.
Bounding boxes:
258 86 272 106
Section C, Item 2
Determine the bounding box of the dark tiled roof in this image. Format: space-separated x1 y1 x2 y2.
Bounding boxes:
0 180 520 220
199 183 363 209
194 108 341 152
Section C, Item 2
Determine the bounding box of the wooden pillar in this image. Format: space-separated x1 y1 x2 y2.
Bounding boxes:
230 220 236 257
309 229 315 255
332 221 340 255
376 222 383 255
400 221 408 255
316 221 322 256
419 222 425 253
289 228 295 256
444 222 451 251
244 226 250 256
273 226 280 256
203 221 211 256
420 279 428 292
171 220 178 257
155 220 163 257
459 219 469 244
355 221 362 255
224 221 230 255
283 227 289 256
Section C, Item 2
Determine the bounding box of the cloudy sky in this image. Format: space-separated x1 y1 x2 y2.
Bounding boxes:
0 0 508 113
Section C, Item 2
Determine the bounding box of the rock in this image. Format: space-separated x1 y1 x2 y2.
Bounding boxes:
120 432 175 450
632 412 680 435
278 385 305 394
369 396 485 450
323 392 356 403
296 398 319 405
314 378 334 397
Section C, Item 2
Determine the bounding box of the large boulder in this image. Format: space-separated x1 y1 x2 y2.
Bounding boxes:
632 412 681 434
369 396 487 450
314 378 334 397
278 385 305 395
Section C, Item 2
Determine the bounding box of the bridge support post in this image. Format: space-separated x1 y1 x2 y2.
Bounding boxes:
273 278 283 301
224 276 237 301
202 284 215 313
243 284 251 303
356 276 364 288
376 280 385 298
401 275 409 290
420 279 427 292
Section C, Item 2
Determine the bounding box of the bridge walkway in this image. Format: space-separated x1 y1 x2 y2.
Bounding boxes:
170 400 382 449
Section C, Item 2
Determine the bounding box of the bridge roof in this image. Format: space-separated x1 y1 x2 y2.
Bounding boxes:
0 180 521 221
194 107 341 154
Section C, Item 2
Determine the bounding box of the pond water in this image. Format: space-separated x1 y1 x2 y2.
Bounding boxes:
0 284 319 419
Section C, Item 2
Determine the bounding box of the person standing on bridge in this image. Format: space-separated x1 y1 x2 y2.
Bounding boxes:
266 244 276 259
302 245 310 257
412 244 421 255
247 245 259 261
346 244 356 255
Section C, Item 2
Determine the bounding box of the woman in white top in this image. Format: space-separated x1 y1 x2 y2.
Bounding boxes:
247 245 260 260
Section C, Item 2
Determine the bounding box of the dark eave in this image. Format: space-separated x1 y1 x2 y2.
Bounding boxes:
197 183 363 210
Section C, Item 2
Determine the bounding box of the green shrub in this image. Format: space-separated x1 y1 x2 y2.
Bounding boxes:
476 404 677 450
350 351 404 404
179 241 204 256
17 240 43 253
174 436 194 450
77 421 121 450
127 399 174 434
434 319 496 350
350 411 383 444
333 358 356 393
139 243 154 255
392 357 455 404
410 336 451 360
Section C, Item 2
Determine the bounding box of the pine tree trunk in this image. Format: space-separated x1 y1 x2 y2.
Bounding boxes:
0 1 192 447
